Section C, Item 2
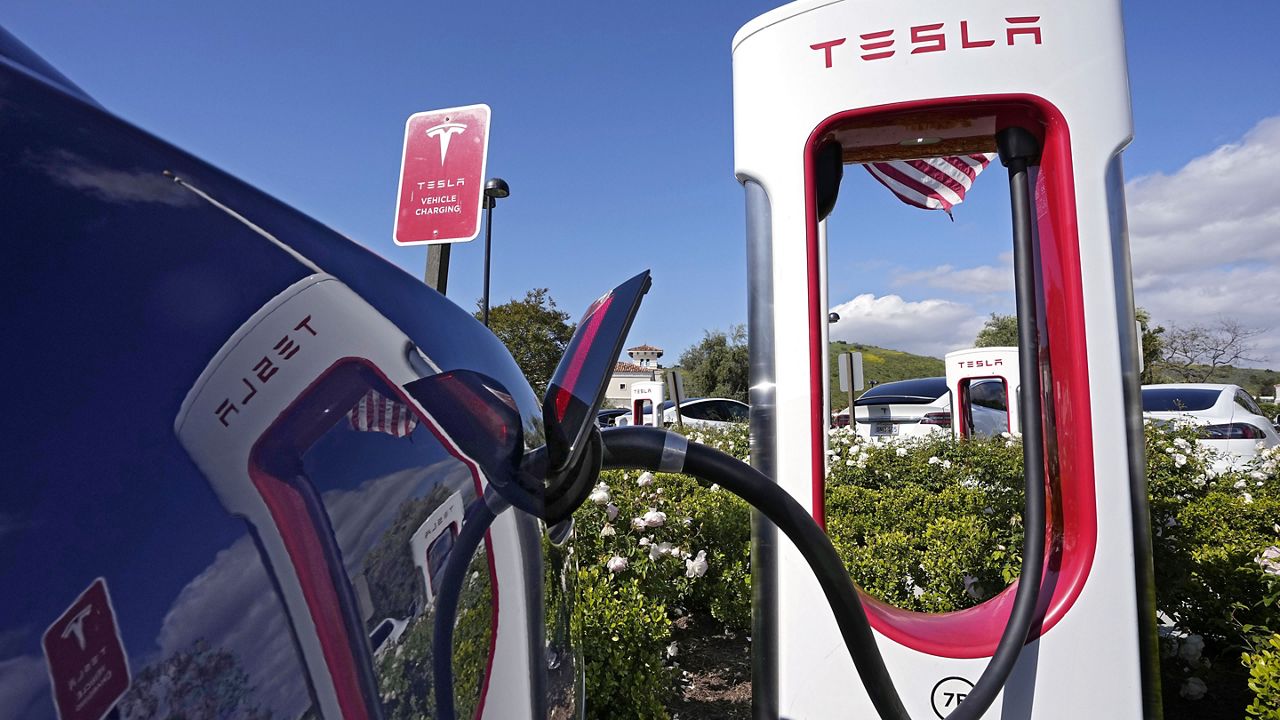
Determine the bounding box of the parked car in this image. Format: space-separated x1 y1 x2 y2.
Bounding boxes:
1141 383 1280 461
839 377 1009 440
663 397 750 428
845 377 953 440
596 407 628 428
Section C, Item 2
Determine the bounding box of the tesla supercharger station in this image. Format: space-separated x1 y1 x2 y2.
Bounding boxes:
630 380 666 427
947 347 1021 439
734 1 1159 718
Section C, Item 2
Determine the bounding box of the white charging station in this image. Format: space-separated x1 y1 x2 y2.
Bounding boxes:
946 347 1021 439
629 380 666 427
733 1 1158 717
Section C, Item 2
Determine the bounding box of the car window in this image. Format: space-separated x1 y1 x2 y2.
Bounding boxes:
969 380 1009 411
1236 390 1265 416
682 402 712 420
726 401 750 422
1140 387 1222 412
856 377 948 405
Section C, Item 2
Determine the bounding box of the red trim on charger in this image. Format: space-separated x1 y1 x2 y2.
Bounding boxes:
803 94 1098 658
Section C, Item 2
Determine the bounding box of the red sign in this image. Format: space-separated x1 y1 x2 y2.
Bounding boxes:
42 578 130 720
393 103 491 245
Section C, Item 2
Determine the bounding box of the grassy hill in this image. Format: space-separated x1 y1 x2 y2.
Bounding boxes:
828 342 945 409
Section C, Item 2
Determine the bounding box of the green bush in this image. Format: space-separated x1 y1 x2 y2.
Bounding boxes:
573 566 672 720
1243 633 1280 717
568 422 1280 715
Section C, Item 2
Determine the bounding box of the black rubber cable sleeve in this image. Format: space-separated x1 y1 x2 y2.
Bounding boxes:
432 497 498 720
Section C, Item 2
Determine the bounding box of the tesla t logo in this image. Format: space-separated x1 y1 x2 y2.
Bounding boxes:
61 606 93 650
425 121 467 165
810 16 1041 68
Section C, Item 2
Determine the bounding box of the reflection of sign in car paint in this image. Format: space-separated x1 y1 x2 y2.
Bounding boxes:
930 676 974 718
42 578 131 720
410 491 465 603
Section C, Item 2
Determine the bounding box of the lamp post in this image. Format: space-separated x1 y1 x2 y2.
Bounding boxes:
480 177 509 327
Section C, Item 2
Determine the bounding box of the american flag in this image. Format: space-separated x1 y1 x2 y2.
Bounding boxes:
864 153 996 217
348 389 419 438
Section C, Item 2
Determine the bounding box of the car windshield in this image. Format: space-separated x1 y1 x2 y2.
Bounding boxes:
1141 387 1221 412
855 377 948 406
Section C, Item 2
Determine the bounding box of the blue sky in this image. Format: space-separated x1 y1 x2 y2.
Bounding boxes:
4 1 1279 367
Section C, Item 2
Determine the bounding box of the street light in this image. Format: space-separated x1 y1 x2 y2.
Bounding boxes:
481 177 509 327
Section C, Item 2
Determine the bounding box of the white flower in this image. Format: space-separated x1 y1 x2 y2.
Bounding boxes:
1234 479 1248 489
667 641 679 658
1173 453 1187 468
600 523 616 537
683 517 693 526
1257 546 1280 576
709 484 720 492
1179 676 1207 701
942 460 952 469
639 537 652 546
637 472 654 487
649 543 663 561
1173 437 1190 450
606 503 620 521
589 482 612 505
963 574 984 601
642 509 667 528
686 550 709 578
1243 492 1254 504
896 447 908 457
606 556 628 573
928 456 942 465
1179 634 1204 664
656 488 664 495
631 517 646 531
1250 470 1267 481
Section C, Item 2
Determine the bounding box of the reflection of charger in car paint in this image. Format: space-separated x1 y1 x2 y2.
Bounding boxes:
410 491 464 602
176 271 542 719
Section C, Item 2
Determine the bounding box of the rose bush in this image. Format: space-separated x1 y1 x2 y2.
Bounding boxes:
568 422 1280 717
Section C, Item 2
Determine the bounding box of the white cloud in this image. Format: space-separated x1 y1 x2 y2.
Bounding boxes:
1127 116 1280 366
892 252 1013 295
829 293 985 358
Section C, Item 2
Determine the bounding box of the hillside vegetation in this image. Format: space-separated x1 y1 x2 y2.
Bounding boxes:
828 342 945 409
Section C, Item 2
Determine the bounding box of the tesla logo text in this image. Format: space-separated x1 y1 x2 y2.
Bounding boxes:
214 315 319 428
955 359 1003 369
425 121 467 164
810 16 1041 68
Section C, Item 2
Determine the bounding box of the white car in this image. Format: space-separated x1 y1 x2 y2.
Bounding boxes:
662 397 750 428
841 377 1009 440
1141 383 1280 461
845 377 954 440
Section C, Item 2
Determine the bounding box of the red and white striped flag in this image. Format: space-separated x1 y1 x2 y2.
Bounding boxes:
865 153 996 217
348 389 419 438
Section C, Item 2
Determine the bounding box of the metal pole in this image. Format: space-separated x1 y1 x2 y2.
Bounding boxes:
425 244 451 295
481 198 494 326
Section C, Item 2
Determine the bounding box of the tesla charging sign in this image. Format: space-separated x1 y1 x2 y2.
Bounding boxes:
393 104 491 246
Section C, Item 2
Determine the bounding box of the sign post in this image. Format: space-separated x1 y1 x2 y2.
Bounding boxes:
837 351 864 426
393 104 492 291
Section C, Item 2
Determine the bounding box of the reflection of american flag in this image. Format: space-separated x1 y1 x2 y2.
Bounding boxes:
865 154 996 217
348 390 418 438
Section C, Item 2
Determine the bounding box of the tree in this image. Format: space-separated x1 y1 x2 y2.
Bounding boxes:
479 289 575 397
1136 308 1165 384
677 326 750 402
974 313 1018 347
1156 317 1264 383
